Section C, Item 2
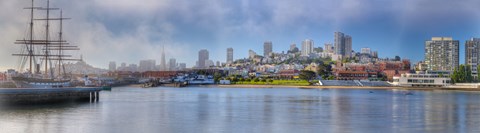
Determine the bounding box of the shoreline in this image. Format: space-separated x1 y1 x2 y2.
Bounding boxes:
216 84 480 91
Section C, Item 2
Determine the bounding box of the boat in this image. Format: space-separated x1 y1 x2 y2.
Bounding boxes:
0 0 104 104
11 0 89 88
10 0 82 89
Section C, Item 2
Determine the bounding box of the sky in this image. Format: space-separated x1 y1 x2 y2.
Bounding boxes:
1 0 480 71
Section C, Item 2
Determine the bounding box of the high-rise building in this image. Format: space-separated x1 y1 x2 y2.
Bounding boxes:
139 60 156 72
160 45 167 71
108 61 116 71
198 49 209 68
465 38 480 78
178 63 186 70
324 43 334 53
290 44 297 51
334 32 353 58
227 48 233 64
205 60 214 67
169 58 177 71
361 47 371 55
301 39 314 56
128 64 138 72
264 41 273 57
425 37 459 71
372 51 378 58
345 35 352 57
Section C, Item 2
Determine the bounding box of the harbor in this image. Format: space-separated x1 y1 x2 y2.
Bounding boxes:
2 86 480 132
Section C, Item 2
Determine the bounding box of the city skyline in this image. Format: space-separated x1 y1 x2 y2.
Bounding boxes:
1 0 480 70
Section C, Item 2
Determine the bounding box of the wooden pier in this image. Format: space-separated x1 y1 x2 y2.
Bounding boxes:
0 87 102 104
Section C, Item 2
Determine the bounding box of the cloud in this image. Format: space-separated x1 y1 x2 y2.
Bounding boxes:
2 0 480 71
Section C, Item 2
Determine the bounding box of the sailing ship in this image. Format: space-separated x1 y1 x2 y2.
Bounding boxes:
11 0 80 88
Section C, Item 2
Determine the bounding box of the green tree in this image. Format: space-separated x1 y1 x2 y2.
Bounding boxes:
478 65 480 82
253 78 260 82
452 64 474 83
213 72 223 83
232 77 239 83
299 70 316 81
466 65 473 83
451 67 459 83
239 78 245 83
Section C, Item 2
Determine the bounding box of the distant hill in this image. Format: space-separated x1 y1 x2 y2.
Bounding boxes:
63 61 108 75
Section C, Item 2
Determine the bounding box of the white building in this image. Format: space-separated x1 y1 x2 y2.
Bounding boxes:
361 47 371 55
301 39 314 56
392 71 451 87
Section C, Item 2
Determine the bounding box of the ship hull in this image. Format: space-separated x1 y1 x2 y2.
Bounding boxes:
11 77 71 88
0 87 102 104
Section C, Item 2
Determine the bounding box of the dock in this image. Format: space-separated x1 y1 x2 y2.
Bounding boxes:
0 87 102 104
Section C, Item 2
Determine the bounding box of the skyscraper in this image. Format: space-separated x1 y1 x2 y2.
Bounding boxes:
290 43 297 51
160 45 167 71
227 48 233 64
425 37 459 71
139 60 156 72
264 41 273 57
345 35 352 57
108 61 116 71
169 58 177 71
334 32 352 58
301 39 314 56
198 49 209 68
465 38 480 78
178 63 187 70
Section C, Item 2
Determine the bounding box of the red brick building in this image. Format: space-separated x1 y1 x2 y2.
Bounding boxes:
379 60 411 71
381 70 410 81
335 71 369 80
278 70 299 79
107 71 142 79
0 73 6 80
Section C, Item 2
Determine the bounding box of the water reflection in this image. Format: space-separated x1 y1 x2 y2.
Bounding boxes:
1 87 480 133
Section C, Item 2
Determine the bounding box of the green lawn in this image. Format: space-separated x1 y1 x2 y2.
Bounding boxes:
234 80 311 86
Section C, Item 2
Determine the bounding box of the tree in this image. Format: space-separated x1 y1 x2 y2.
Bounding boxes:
394 56 401 61
213 72 223 83
452 64 474 83
478 65 480 82
299 70 316 81
239 78 245 82
261 79 267 82
466 65 473 83
253 78 260 82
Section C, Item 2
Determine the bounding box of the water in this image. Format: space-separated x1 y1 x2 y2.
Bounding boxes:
1 87 480 133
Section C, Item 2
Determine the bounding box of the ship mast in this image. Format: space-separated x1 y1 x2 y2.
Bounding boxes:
13 0 80 79
23 0 41 74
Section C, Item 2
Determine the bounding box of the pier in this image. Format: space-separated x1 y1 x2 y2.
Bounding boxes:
0 87 102 104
